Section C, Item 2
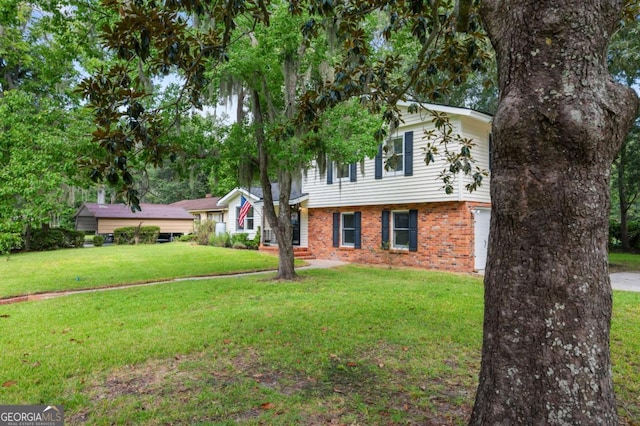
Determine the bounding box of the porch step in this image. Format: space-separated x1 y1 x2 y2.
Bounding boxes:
259 246 316 260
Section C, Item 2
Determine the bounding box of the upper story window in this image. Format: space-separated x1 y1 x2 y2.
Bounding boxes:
386 136 404 175
336 162 351 180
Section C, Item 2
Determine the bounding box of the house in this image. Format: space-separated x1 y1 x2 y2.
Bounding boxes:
217 184 309 248
171 195 226 224
75 203 195 240
219 102 492 272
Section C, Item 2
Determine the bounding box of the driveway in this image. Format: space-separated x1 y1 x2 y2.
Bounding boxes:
610 272 640 293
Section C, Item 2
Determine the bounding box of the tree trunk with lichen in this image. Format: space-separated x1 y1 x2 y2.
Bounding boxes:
470 1 638 424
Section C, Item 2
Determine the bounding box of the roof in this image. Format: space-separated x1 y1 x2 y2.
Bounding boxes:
76 203 194 220
218 184 308 206
397 100 493 124
171 197 225 211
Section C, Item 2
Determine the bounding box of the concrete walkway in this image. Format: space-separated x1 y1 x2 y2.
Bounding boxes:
610 272 640 293
3 261 638 306
0 259 350 305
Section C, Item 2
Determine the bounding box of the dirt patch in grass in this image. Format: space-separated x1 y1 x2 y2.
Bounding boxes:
67 345 477 425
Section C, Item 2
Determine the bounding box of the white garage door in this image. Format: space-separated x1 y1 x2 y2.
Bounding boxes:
474 208 491 271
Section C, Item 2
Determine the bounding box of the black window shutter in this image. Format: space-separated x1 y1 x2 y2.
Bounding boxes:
327 161 333 184
409 209 418 252
354 211 361 249
350 163 357 182
381 210 389 248
375 144 383 180
404 131 413 176
332 212 340 247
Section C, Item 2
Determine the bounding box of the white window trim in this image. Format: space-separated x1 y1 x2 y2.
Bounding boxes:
392 210 410 250
341 212 355 247
384 134 404 176
236 206 255 231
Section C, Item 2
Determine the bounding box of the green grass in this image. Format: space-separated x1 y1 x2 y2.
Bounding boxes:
0 243 288 299
610 252 640 272
0 265 638 424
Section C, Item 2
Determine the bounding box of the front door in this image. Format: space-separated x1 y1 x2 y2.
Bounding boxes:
291 205 301 246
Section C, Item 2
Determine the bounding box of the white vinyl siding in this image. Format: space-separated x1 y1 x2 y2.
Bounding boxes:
302 108 491 208
227 195 262 240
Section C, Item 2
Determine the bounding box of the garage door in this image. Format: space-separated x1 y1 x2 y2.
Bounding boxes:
474 208 491 271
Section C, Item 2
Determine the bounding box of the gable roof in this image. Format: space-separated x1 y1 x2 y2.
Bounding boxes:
171 197 225 211
397 100 493 124
76 203 194 220
218 184 308 206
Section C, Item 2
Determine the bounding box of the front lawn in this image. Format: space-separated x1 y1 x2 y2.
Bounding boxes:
0 243 286 299
609 252 640 272
0 266 638 424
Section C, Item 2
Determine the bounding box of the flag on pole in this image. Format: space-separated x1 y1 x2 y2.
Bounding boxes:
238 195 251 228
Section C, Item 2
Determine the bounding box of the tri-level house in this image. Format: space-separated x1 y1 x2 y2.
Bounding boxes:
220 101 492 272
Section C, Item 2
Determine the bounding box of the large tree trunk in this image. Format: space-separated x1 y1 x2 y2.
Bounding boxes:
471 1 638 424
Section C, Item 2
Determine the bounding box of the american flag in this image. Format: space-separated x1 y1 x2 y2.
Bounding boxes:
238 195 251 228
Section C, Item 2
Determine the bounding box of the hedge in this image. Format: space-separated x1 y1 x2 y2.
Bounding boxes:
114 226 161 245
30 228 84 251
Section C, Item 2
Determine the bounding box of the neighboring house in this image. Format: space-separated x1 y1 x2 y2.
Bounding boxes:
75 203 195 240
217 185 309 247
221 102 492 272
171 195 226 224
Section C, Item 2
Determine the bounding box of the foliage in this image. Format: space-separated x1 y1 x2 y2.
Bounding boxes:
0 232 23 256
209 232 232 248
113 226 160 245
93 235 105 247
29 228 84 252
177 234 197 242
194 220 217 246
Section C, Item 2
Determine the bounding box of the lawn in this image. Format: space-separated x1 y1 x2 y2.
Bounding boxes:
0 243 289 299
0 263 638 424
610 251 640 272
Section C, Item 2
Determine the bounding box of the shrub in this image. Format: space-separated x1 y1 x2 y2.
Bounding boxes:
610 220 640 249
195 220 216 246
177 234 197 242
209 232 231 248
63 229 85 248
114 226 160 245
93 235 105 247
0 232 23 256
30 228 66 251
232 241 247 250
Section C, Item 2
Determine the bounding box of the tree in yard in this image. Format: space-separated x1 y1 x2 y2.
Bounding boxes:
470 1 638 423
81 0 638 422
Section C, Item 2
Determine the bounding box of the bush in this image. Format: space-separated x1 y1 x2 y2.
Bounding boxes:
63 229 85 248
232 241 247 249
177 234 197 242
195 221 216 246
0 232 23 256
209 232 231 248
610 220 640 249
114 226 160 245
93 235 105 247
30 228 66 251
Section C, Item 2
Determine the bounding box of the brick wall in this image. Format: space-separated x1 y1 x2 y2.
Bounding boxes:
307 201 490 272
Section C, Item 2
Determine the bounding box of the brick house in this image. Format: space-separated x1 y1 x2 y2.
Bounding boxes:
222 101 492 272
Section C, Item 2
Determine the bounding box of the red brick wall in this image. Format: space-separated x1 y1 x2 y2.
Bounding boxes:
307 201 490 272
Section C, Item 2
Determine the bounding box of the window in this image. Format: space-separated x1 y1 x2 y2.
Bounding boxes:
336 162 350 180
386 136 404 174
341 213 355 247
207 213 215 221
236 206 254 230
392 211 410 249
194 214 202 223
